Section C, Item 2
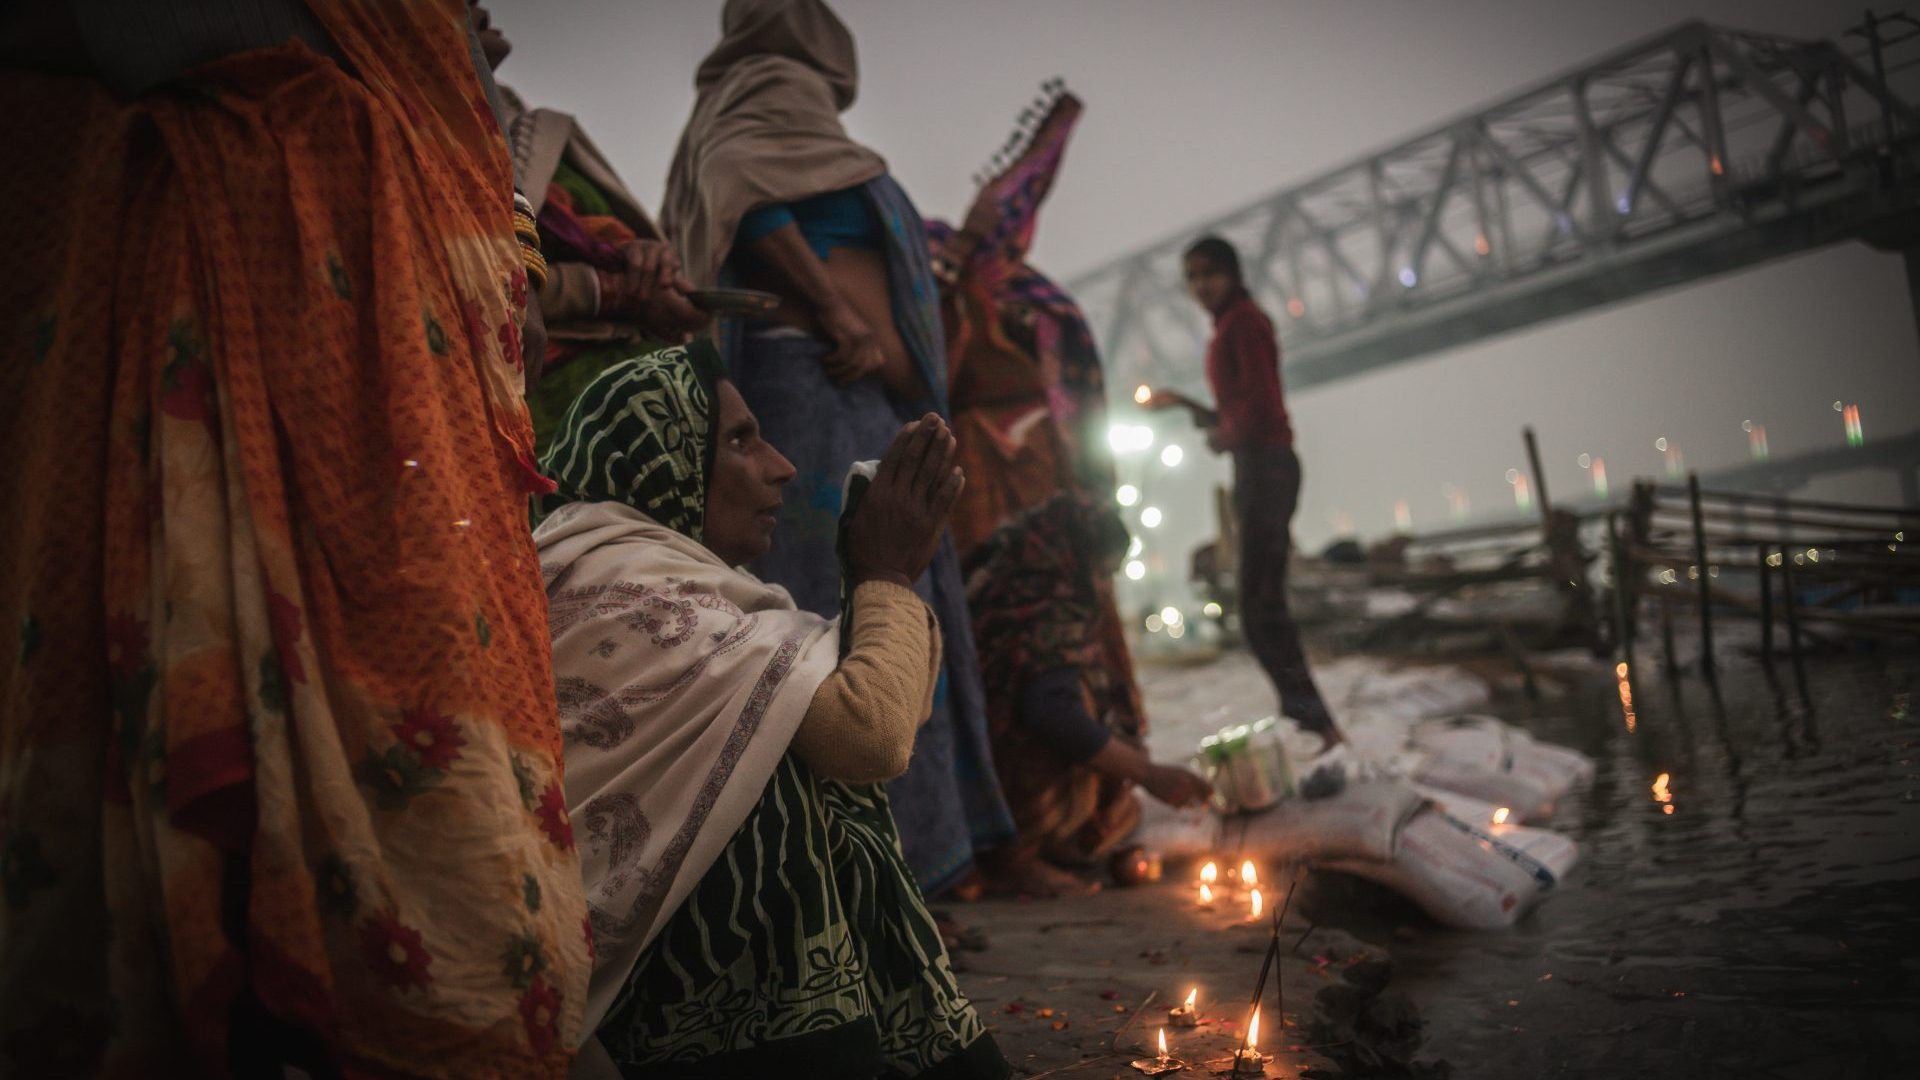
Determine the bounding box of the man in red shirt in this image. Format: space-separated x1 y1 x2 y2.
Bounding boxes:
1149 236 1338 741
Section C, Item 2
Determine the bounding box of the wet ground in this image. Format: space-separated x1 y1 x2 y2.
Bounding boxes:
961 647 1920 1078
1359 650 1920 1079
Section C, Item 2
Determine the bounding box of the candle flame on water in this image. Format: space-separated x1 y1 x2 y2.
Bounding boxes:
1240 860 1257 887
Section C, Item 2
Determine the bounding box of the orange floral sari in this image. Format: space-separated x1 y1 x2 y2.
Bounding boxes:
0 3 586 1076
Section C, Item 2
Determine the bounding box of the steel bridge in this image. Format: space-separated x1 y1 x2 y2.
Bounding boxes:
1068 17 1920 395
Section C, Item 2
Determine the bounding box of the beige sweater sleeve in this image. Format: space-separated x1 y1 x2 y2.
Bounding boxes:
792 580 943 783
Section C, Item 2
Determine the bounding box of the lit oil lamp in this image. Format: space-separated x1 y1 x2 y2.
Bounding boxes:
1233 1007 1267 1072
1198 883 1214 909
1129 1026 1186 1075
1240 860 1257 890
1491 806 1510 826
1248 888 1263 921
1200 861 1218 886
1652 772 1674 815
1168 987 1199 1027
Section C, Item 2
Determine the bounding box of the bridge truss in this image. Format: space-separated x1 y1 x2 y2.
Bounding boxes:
1068 19 1920 396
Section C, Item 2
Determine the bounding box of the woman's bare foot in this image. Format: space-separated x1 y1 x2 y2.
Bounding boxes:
982 849 1102 898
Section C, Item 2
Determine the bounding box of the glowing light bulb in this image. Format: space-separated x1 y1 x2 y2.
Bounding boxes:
1140 506 1163 528
1160 444 1184 468
1125 560 1146 581
1116 484 1140 507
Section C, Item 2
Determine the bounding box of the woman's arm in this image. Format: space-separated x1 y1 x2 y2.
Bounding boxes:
536 261 601 322
792 581 941 783
743 222 888 383
1015 668 1212 807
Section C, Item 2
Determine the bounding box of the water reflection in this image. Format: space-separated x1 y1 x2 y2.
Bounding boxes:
1365 654 1920 1077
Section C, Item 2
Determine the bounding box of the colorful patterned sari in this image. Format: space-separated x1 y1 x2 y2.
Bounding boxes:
964 496 1142 861
927 143 1145 801
0 3 586 1075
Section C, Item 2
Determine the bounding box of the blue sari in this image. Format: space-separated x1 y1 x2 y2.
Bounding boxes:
722 175 1014 896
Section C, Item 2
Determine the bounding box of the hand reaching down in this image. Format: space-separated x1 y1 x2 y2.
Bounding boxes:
1142 763 1215 809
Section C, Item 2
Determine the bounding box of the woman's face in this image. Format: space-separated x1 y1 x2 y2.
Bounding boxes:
703 380 797 567
1184 253 1238 314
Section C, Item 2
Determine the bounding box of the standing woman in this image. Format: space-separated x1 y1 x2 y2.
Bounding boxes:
663 0 1013 900
0 2 586 1075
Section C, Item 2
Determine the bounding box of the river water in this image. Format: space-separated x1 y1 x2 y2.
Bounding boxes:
1312 653 1920 1078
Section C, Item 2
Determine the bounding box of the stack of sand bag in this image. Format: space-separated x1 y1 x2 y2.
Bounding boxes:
1131 665 1593 929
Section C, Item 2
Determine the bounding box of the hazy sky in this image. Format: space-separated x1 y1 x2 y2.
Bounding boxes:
489 0 1918 558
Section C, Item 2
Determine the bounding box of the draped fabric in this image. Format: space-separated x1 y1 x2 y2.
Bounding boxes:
662 0 887 287
726 327 1014 896
963 496 1142 860
533 501 840 1031
0 3 589 1076
540 345 726 541
533 342 1002 1073
600 756 1005 1080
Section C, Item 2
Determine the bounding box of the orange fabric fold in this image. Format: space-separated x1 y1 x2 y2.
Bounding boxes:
0 3 586 1076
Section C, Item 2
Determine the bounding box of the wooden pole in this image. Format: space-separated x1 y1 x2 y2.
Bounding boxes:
1660 593 1680 680
1687 473 1716 676
1756 543 1774 667
1523 426 1552 519
1608 513 1634 660
1780 546 1809 691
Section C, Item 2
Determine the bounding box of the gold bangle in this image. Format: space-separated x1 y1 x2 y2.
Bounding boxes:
520 242 548 289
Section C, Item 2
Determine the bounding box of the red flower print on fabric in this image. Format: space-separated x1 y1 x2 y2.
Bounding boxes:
360 911 432 991
391 705 465 771
518 976 562 1054
508 268 528 312
266 588 307 684
158 319 215 427
535 781 573 850
498 317 523 373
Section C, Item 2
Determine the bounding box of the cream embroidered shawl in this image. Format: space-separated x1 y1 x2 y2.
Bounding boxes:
535 500 841 1029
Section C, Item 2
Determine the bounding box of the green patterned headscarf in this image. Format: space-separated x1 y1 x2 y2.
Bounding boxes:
540 342 726 540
